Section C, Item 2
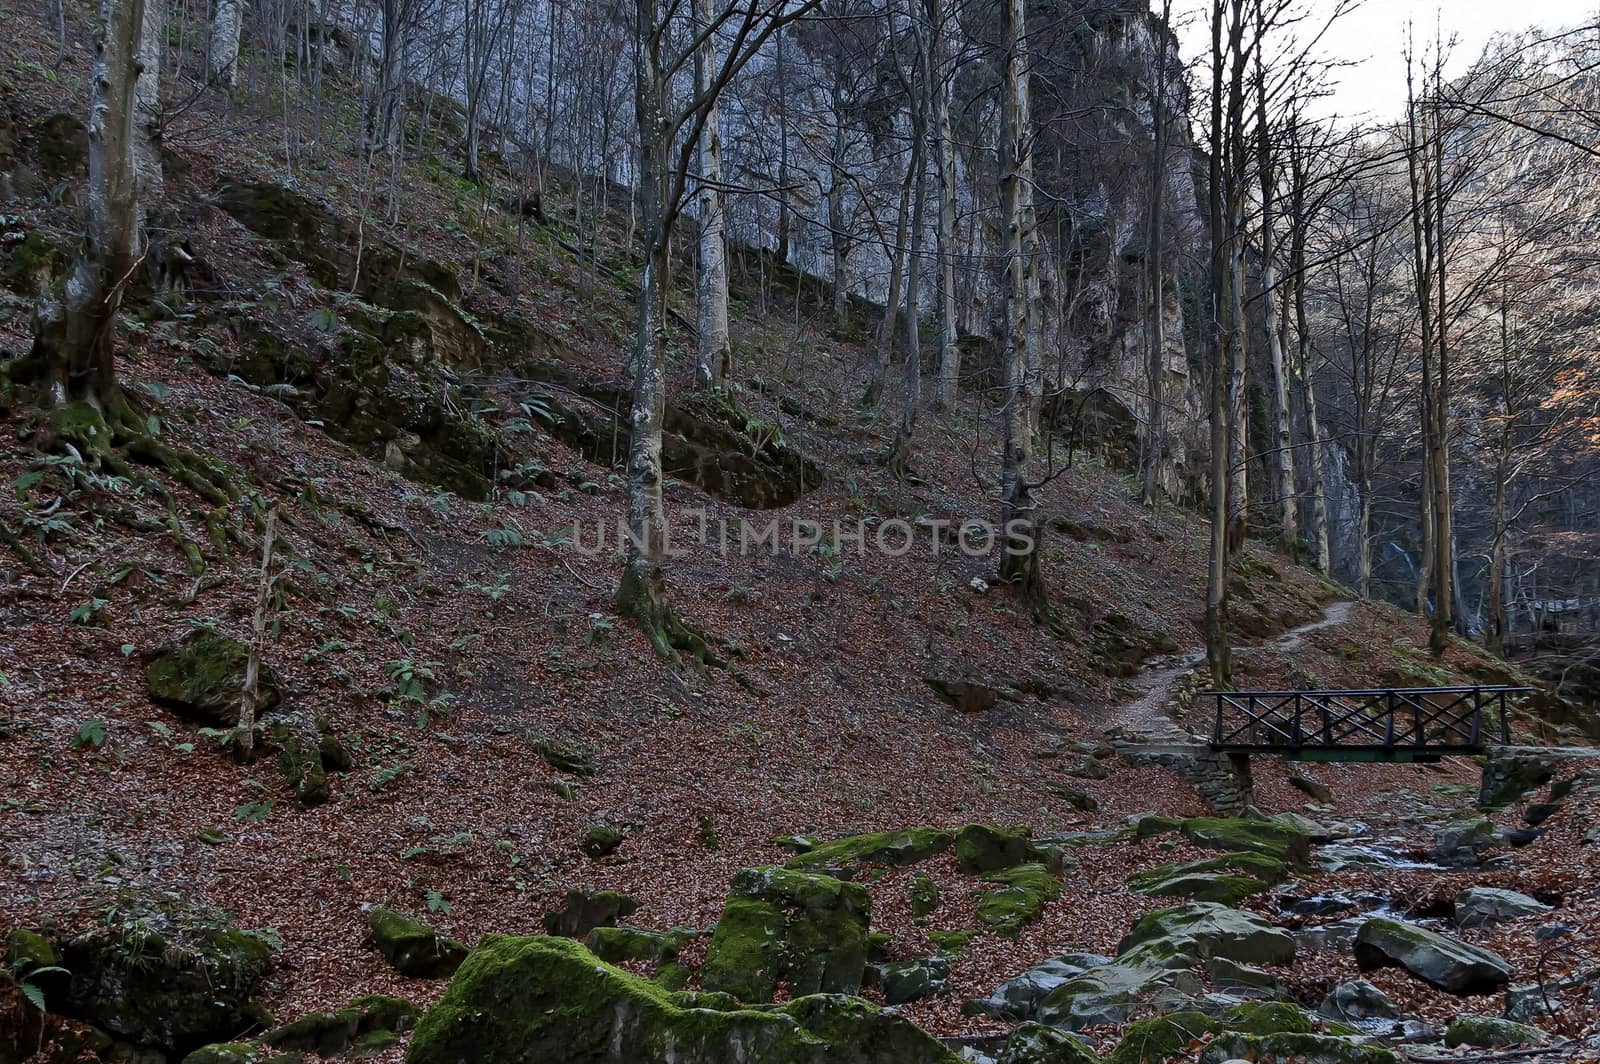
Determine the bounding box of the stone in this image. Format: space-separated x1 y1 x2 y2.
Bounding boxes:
870 955 951 1005
1523 802 1562 826
1454 887 1551 928
1444 1014 1548 1048
995 1023 1099 1064
1319 980 1404 1023
961 956 1111 1021
1430 816 1504 867
543 889 640 938
975 864 1061 938
784 829 952 875
701 866 870 1002
1220 1001 1315 1035
909 873 940 923
583 925 695 967
923 677 999 713
366 907 467 978
1353 918 1513 995
1066 757 1109 780
1178 818 1311 866
1105 1011 1217 1064
1118 903 1296 969
1289 774 1334 803
146 630 281 727
1205 957 1286 998
582 823 622 859
1270 812 1334 842
955 824 1043 873
406 935 960 1064
1533 922 1573 942
1199 1033 1399 1063
1503 983 1558 1024
59 920 275 1052
261 994 419 1055
1128 852 1286 906
1034 962 1203 1030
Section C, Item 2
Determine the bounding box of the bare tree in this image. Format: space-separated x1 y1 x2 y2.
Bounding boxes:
694 0 732 389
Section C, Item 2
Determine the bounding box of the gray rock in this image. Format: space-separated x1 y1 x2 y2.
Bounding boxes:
1354 918 1513 995
960 955 1107 1021
1205 956 1286 998
994 1023 1099 1064
1319 979 1405 1022
1118 903 1296 968
1454 887 1551 928
1430 816 1503 867
1033 961 1202 1030
1504 983 1558 1023
871 955 952 1005
1534 923 1573 942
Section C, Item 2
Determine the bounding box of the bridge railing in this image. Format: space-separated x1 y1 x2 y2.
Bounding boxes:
1205 686 1532 752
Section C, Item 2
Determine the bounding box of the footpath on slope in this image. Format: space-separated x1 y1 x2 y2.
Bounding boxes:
1104 599 1358 743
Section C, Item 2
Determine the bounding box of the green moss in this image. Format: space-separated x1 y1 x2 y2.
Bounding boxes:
701 895 786 1002
584 926 695 966
1203 1032 1399 1063
955 825 1039 873
146 629 280 727
701 867 871 1002
908 873 940 923
997 1023 1101 1063
181 1043 261 1064
1129 851 1287 888
1444 1015 1546 1049
582 823 622 859
1222 1001 1314 1035
6 928 58 974
974 864 1062 938
1134 815 1183 839
1105 1011 1217 1064
927 929 980 954
1179 817 1311 866
407 935 959 1064
50 401 113 457
784 829 952 873
366 907 466 978
544 889 640 937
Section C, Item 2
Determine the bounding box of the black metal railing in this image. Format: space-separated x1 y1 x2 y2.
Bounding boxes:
1206 686 1530 752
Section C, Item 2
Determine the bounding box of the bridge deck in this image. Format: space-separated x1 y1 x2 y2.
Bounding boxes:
1205 685 1531 760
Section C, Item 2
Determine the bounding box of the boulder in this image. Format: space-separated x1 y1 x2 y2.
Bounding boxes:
996 1023 1099 1064
785 829 952 875
1199 1033 1399 1063
870 955 951 1005
1128 852 1286 907
367 907 467 978
1353 918 1512 995
262 994 419 1055
962 955 1113 1021
1454 887 1551 928
1205 957 1286 998
1178 818 1311 866
909 873 940 923
1118 904 1296 968
59 921 275 1051
701 866 870 1001
975 864 1062 938
1319 980 1404 1023
1444 1014 1547 1049
1034 962 1203 1030
1220 1001 1315 1035
543 888 640 938
582 824 622 859
584 925 696 967
146 630 281 727
406 935 960 1064
1105 1011 1216 1064
1430 816 1505 867
956 824 1044 873
1503 983 1558 1024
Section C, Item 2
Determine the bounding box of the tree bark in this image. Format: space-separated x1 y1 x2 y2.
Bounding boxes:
693 0 731 389
210 0 244 88
931 1 959 409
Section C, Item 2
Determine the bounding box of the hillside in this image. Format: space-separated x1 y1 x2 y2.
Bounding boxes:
3 2 1599 1062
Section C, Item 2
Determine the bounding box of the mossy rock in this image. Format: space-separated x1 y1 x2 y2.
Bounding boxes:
1118 903 1296 968
1221 1001 1315 1035
909 873 940 923
367 907 467 978
61 922 276 1052
1105 1011 1217 1064
181 1044 263 1064
406 935 960 1064
1353 918 1511 996
701 866 870 1002
997 1022 1101 1063
1178 818 1311 866
584 925 696 966
1129 871 1273 906
784 828 952 874
270 725 330 808
1130 851 1287 891
1443 1014 1547 1049
956 824 1045 873
543 889 640 938
147 629 281 728
1199 1032 1399 1063
1134 815 1182 839
870 955 952 1005
582 824 622 859
1 229 62 294
975 864 1062 938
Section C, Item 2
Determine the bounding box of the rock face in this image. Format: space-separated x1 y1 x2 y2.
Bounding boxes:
1353 918 1513 995
1453 888 1551 928
146 629 281 727
367 907 468 978
701 867 870 1002
405 935 960 1064
58 922 275 1051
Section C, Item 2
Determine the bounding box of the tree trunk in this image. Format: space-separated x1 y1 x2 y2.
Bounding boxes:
693 0 730 389
888 41 929 478
932 15 958 408
135 0 162 202
31 0 146 412
210 0 244 88
864 151 914 407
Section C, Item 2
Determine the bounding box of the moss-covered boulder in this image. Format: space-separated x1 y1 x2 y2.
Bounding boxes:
975 864 1062 938
909 873 940 923
1221 1001 1315 1035
1199 1033 1400 1063
585 925 696 967
543 888 640 938
784 829 952 874
405 935 960 1064
869 955 951 1005
146 629 281 727
701 866 871 1002
367 907 467 978
1128 851 1287 906
1178 818 1311 866
60 922 275 1051
956 824 1044 873
1353 918 1512 995
181 1044 266 1064
997 1023 1101 1063
1118 903 1296 968
1444 1014 1547 1049
1318 979 1403 1023
963 954 1113 1022
1105 1011 1217 1064
1034 962 1202 1030
582 824 622 859
261 994 419 1055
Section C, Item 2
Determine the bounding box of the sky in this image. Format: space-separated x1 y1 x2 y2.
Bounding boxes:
1167 0 1600 125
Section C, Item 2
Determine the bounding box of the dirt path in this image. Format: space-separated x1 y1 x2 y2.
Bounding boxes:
1105 598 1358 742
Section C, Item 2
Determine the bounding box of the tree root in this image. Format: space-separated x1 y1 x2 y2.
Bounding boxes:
617 562 756 690
0 517 53 578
